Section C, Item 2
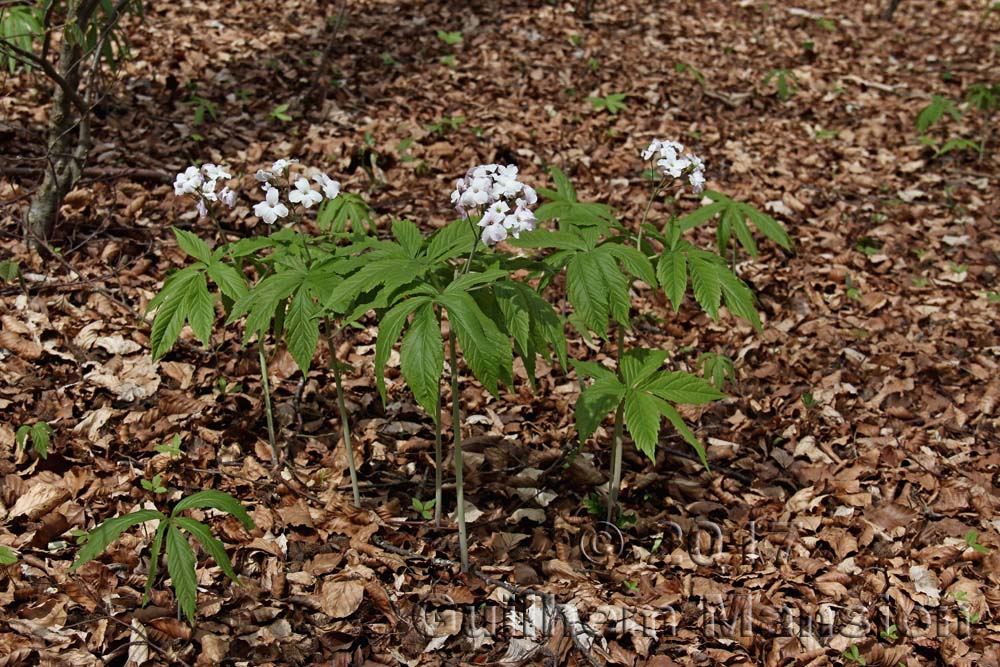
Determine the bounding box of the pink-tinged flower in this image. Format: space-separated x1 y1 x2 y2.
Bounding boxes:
196 199 208 217
219 187 237 208
253 187 289 225
288 177 323 208
173 166 203 196
481 222 508 245
254 169 273 182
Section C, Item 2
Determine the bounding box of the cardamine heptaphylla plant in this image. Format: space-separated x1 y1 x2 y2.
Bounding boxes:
139 137 789 574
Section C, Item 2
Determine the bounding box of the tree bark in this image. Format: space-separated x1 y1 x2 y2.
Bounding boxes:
882 0 903 21
25 0 99 242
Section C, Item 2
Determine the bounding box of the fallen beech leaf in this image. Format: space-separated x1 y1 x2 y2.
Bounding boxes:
319 579 364 619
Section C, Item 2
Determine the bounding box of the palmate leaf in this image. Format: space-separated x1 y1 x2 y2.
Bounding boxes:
165 522 198 624
149 267 214 359
374 296 431 403
575 373 625 442
620 348 669 387
70 509 166 571
142 521 168 605
623 390 662 461
172 516 240 582
657 248 687 311
286 288 320 375
916 95 962 134
228 270 304 340
400 302 443 418
172 490 254 530
494 281 568 375
437 291 512 396
316 192 374 236
535 167 618 234
173 227 212 263
641 371 725 404
677 193 792 258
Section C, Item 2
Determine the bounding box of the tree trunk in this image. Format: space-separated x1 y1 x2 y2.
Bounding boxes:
882 0 903 21
25 2 95 243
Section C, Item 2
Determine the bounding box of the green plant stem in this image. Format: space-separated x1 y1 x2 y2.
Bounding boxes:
608 323 627 522
324 317 361 507
257 339 280 467
433 385 444 527
607 401 625 524
635 178 665 249
448 329 469 571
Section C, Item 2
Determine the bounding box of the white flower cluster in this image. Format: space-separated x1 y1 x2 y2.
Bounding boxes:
450 164 538 246
173 163 237 217
252 159 341 225
642 139 706 193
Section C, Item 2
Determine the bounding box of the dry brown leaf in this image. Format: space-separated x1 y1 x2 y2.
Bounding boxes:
319 579 364 619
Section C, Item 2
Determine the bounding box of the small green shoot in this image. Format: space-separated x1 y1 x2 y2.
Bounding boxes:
411 497 435 520
801 392 817 408
154 434 184 457
269 103 293 122
842 644 866 665
675 61 707 89
764 68 797 101
435 29 463 46
425 115 465 135
0 260 20 283
0 546 18 565
184 94 217 127
697 352 736 390
141 474 168 494
16 421 53 459
583 493 603 518
879 624 898 641
70 490 253 625
623 580 639 594
586 92 628 115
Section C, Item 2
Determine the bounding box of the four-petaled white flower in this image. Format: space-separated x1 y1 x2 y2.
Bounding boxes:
481 221 508 245
288 177 323 208
312 173 341 199
202 163 232 182
643 138 706 194
173 166 203 196
254 187 289 225
254 169 272 182
271 159 297 176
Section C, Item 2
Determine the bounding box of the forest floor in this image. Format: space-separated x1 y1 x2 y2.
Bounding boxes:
1 0 999 665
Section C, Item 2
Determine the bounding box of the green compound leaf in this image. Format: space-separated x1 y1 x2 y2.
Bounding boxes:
575 374 626 443
172 490 254 531
70 509 166 571
641 371 726 405
374 296 431 404
172 227 212 263
172 516 240 583
400 302 444 418
285 288 320 375
165 521 198 624
624 390 662 461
